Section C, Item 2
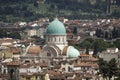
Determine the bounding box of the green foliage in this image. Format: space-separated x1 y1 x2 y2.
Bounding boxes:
99 58 109 78
78 38 94 48
31 35 40 39
108 58 118 78
0 28 21 39
112 7 120 18
80 40 92 48
114 39 120 50
77 38 120 55
78 38 109 54
0 28 7 38
93 39 109 52
99 58 118 79
0 0 119 22
80 40 92 54
108 42 115 48
8 32 21 39
115 78 120 80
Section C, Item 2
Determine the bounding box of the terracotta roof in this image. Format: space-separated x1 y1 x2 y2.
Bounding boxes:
80 54 90 57
20 62 48 68
45 70 62 76
74 63 92 67
27 45 41 54
10 47 22 54
20 73 33 77
91 63 99 68
53 64 61 69
64 72 75 77
0 38 14 43
83 73 93 78
90 57 98 61
46 70 66 79
35 62 48 67
20 63 31 68
4 61 20 66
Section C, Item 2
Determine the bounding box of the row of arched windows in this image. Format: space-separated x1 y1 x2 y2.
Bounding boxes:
47 36 66 43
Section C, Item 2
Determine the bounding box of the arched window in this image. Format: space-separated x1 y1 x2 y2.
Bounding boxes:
63 37 64 42
47 50 51 56
59 38 61 42
55 37 56 41
10 69 14 79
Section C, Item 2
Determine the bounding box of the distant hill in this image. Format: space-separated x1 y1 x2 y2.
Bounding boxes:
0 0 120 23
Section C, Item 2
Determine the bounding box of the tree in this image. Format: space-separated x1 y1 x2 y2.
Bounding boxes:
106 0 111 15
114 39 120 50
116 0 120 6
108 58 118 79
0 28 7 38
93 39 109 54
96 28 102 37
77 38 109 55
79 39 92 54
112 8 120 17
112 27 118 39
105 31 109 39
8 32 21 39
99 58 118 80
99 58 109 79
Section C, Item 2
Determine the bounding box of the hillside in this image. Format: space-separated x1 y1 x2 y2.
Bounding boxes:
0 0 120 23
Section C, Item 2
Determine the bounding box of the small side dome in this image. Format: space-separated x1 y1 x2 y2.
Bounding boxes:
46 18 66 35
27 45 41 54
67 46 80 58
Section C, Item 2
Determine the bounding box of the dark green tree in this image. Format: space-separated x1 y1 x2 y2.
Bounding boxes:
112 27 118 39
8 32 21 39
99 58 109 79
114 39 120 50
93 39 109 54
116 0 120 6
106 0 111 15
105 31 108 39
79 40 92 54
99 58 118 80
96 28 102 37
0 28 7 38
78 38 109 55
108 58 118 79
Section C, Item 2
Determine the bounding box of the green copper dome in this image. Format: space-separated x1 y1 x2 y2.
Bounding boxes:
46 18 66 35
67 46 80 58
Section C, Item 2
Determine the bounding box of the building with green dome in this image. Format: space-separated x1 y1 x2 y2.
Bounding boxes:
45 18 68 50
41 18 80 61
